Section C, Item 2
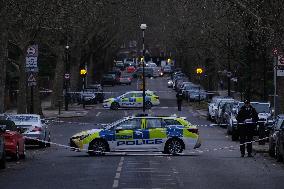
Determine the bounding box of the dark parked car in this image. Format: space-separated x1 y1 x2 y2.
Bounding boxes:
133 67 154 78
0 124 6 169
275 120 284 162
102 74 116 86
269 115 284 158
85 84 104 103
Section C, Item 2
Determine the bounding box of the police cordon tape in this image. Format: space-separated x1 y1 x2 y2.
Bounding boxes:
47 119 268 128
24 136 269 156
48 119 219 127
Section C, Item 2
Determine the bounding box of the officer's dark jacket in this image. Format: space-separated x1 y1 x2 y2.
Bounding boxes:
176 93 183 101
236 105 258 123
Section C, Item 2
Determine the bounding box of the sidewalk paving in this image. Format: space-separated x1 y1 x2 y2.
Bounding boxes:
5 101 93 119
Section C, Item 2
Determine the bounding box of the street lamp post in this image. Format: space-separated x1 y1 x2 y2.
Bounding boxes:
64 44 70 111
140 24 147 112
196 68 203 105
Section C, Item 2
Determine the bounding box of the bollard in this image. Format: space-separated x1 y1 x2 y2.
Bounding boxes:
58 100 62 115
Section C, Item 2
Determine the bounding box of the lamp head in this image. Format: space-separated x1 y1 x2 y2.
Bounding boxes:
140 24 147 30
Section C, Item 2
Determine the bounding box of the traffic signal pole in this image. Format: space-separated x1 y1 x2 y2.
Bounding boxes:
142 29 146 112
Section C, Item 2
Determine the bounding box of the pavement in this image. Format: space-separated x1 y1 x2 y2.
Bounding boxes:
1 76 283 189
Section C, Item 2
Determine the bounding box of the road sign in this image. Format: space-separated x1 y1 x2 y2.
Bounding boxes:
277 69 284 77
64 73 70 79
26 45 38 57
25 45 38 73
27 73 37 86
26 57 38 68
278 55 284 66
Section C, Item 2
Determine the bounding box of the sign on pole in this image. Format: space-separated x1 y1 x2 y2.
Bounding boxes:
278 54 284 66
277 70 284 77
25 45 39 73
27 73 37 86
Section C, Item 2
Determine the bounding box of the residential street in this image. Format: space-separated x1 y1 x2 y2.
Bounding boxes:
1 77 283 189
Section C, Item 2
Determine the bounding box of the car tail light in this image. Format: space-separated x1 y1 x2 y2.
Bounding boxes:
187 128 199 134
32 126 42 132
128 78 131 81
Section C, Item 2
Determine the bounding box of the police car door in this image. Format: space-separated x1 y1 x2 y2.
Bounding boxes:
144 118 166 150
134 93 143 107
119 93 132 108
114 118 142 150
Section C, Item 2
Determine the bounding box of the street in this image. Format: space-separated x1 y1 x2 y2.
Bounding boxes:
0 76 283 189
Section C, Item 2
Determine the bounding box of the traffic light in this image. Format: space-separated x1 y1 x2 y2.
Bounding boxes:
80 69 87 76
196 68 203 74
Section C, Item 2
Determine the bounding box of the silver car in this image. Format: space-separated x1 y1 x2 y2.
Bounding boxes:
7 114 50 147
119 75 132 85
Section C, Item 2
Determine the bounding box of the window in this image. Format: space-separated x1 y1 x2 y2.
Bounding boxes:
135 93 143 98
146 119 163 129
164 119 182 126
123 93 134 98
116 119 141 130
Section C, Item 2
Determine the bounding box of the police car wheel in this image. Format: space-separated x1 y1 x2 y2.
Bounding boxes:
165 139 183 155
111 102 119 110
88 140 107 156
145 101 152 109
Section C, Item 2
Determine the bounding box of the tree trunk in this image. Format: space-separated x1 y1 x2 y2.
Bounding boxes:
69 47 81 91
51 47 65 108
17 53 27 113
0 30 7 113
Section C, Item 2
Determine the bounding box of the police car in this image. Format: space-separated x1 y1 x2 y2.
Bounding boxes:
103 91 160 110
69 115 201 155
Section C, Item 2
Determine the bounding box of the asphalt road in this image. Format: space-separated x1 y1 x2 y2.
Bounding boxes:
1 76 284 189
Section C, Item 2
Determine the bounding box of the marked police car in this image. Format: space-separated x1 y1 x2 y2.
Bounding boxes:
69 115 201 155
103 91 160 110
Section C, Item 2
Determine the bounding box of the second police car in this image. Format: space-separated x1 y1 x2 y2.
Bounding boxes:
70 115 201 155
103 91 160 110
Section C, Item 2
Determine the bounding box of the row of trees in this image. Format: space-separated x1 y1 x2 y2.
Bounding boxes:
0 0 284 113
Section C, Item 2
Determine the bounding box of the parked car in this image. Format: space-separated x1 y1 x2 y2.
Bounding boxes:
167 78 173 88
268 115 284 157
215 100 237 126
0 124 6 169
115 62 125 71
207 96 227 121
133 67 154 78
107 71 121 83
85 84 104 103
126 66 136 73
188 90 207 102
162 65 173 74
209 97 233 122
0 120 25 160
6 114 50 147
184 85 204 100
102 74 116 86
274 116 284 162
119 75 132 85
78 92 97 104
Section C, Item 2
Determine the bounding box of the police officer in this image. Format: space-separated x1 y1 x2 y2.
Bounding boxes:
236 100 258 157
176 90 183 111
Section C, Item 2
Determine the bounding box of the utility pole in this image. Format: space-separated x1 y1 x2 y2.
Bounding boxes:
227 32 231 97
140 24 147 112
